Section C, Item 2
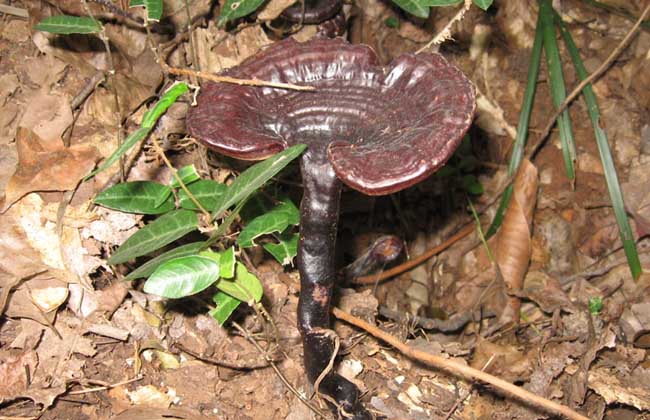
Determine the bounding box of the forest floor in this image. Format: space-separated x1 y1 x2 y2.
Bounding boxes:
1 0 650 419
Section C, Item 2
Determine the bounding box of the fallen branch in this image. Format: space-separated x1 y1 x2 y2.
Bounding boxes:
332 307 590 420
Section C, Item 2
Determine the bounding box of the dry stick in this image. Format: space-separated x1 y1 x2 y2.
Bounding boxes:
68 375 142 395
443 355 495 420
353 223 474 284
231 322 331 420
531 2 650 160
331 307 590 420
164 65 315 91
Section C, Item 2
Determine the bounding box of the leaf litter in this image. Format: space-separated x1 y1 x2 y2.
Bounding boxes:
1 0 650 419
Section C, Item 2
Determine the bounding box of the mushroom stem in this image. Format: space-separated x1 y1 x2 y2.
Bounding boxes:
297 149 370 419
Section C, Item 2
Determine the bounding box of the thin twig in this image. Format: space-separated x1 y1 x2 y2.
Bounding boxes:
164 65 315 91
68 375 143 395
231 322 330 420
149 136 210 218
416 0 472 54
531 2 650 159
331 307 590 420
312 329 341 412
443 355 495 420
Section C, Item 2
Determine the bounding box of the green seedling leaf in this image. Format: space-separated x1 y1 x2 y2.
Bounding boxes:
217 0 266 26
390 0 429 18
461 174 484 195
219 247 236 278
237 200 299 247
210 291 241 325
588 297 603 315
472 0 493 10
94 181 173 214
213 144 306 219
144 256 219 298
108 209 199 264
263 232 299 266
384 16 400 28
170 165 200 189
129 0 163 21
35 15 102 34
142 83 189 129
216 262 263 303
125 241 207 280
178 180 227 212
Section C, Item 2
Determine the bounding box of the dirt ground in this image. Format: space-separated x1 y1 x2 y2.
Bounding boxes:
1 0 650 419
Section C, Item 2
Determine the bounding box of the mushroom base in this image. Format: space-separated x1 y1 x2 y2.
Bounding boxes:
297 150 371 419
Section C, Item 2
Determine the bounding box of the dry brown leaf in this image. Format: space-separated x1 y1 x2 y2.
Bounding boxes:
18 92 72 143
522 270 574 313
1 128 99 211
472 337 533 383
588 366 650 411
193 24 271 75
0 350 39 404
492 158 538 323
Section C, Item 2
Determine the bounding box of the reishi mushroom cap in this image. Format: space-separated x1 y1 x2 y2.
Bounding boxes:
281 0 342 24
186 37 476 196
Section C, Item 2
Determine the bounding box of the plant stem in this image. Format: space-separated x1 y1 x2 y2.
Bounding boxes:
297 148 369 419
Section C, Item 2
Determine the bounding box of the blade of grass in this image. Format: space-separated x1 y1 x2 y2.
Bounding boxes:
554 12 642 279
539 0 576 182
486 12 543 238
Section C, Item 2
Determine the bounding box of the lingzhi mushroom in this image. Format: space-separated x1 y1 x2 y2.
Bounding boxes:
186 37 475 419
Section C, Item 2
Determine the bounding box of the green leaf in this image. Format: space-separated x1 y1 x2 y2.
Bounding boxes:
129 0 163 21
94 181 174 214
472 0 493 10
144 256 219 298
142 83 189 129
217 0 266 26
178 180 227 212
384 16 400 28
125 241 207 280
85 83 189 181
85 127 149 181
108 209 199 264
263 232 299 266
588 296 603 315
390 0 429 18
540 0 576 180
554 11 641 279
35 15 102 34
219 247 236 278
170 165 200 189
237 200 299 247
210 291 241 325
423 0 462 5
216 262 263 303
213 144 306 219
486 13 543 238
461 174 484 195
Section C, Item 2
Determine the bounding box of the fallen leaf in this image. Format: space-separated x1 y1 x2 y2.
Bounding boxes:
491 158 538 324
257 0 297 20
1 128 99 211
18 92 72 143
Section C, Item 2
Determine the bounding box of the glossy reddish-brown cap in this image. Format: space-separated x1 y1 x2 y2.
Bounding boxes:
186 37 476 196
281 0 342 24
